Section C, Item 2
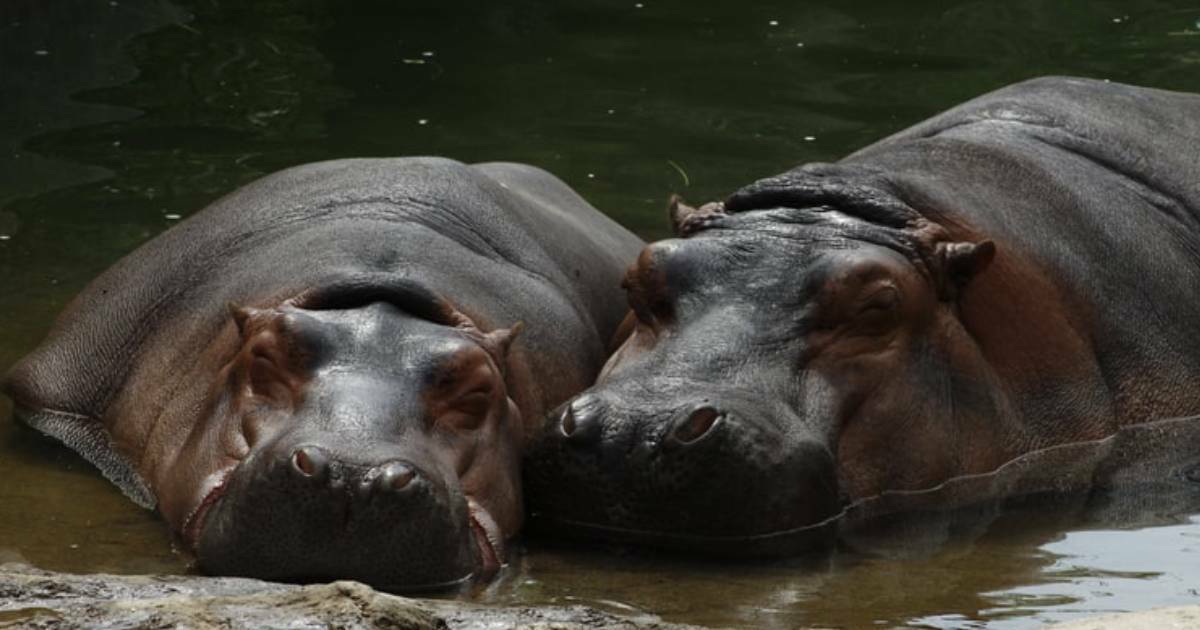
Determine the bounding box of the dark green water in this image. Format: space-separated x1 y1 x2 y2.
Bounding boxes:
4 0 1200 626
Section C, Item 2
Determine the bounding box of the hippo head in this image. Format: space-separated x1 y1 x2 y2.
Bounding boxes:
161 280 523 590
526 190 1006 555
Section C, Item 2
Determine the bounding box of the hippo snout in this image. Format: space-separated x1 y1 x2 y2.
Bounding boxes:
526 390 842 556
559 395 723 450
194 439 478 591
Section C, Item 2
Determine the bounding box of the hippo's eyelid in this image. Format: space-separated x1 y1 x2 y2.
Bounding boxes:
458 382 494 399
434 395 491 433
457 389 492 406
858 285 900 311
624 286 659 328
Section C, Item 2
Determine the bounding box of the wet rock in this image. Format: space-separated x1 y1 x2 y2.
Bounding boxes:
0 563 694 629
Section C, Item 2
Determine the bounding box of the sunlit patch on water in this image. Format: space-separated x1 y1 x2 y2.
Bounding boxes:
972 517 1200 627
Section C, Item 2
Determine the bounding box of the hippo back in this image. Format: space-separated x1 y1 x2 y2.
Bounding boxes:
727 76 1200 431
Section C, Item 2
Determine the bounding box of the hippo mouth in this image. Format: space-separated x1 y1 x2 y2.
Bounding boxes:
185 470 504 582
182 468 236 550
467 497 504 578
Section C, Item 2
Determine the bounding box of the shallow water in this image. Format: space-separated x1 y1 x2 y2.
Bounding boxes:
4 0 1200 626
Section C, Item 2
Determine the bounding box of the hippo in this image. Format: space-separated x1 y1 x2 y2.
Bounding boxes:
525 77 1200 554
2 157 643 589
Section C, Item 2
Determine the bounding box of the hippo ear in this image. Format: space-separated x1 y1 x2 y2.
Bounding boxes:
937 240 996 299
229 302 254 335
669 195 726 236
483 321 524 361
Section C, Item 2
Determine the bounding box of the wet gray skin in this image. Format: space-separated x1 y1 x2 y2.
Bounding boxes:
190 300 519 590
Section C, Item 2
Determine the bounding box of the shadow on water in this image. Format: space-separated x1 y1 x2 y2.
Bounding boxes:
5 0 1200 627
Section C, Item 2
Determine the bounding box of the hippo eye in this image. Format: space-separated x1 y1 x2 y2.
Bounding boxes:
851 287 901 334
623 268 673 329
858 287 899 315
453 387 492 417
626 290 657 327
436 384 493 432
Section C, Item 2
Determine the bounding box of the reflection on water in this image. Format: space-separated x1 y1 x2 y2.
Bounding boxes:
480 497 1200 628
975 518 1200 627
0 0 184 208
5 0 1200 626
495 417 1200 628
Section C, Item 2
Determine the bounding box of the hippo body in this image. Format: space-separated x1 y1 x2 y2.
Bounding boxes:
527 77 1200 552
3 157 643 588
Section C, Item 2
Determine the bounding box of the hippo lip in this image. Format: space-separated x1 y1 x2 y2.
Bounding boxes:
182 468 236 549
467 497 504 578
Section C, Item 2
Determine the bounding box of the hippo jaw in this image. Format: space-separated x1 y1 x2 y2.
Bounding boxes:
187 439 479 590
526 386 843 556
184 462 506 589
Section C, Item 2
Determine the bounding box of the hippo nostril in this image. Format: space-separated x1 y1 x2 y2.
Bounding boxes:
375 462 417 493
560 395 604 445
560 406 577 437
290 446 327 480
670 407 722 446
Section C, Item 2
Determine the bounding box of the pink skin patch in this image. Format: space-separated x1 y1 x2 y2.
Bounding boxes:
182 466 237 549
468 497 504 578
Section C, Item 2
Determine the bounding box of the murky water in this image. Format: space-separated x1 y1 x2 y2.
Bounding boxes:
4 0 1200 626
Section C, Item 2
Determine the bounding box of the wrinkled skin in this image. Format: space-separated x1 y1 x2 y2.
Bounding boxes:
526 77 1200 554
3 158 642 589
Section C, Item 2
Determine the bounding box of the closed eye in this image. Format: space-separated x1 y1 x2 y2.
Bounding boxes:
857 287 899 315
623 274 656 326
451 388 492 418
844 286 902 337
623 261 675 327
428 348 499 432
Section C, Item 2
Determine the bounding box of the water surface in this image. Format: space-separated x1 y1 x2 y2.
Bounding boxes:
4 0 1200 626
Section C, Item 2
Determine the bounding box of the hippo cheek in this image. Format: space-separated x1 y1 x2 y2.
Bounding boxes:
525 398 842 556
191 443 482 591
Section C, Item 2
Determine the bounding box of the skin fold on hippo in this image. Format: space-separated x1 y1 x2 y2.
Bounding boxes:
2 157 643 589
524 76 1200 555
